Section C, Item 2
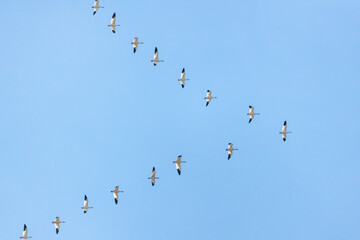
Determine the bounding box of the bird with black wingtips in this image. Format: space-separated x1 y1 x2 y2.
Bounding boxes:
204 90 217 106
151 47 164 66
148 167 159 186
92 0 104 15
52 217 65 234
131 37 143 53
279 121 292 141
107 13 120 33
172 155 186 175
110 186 124 204
226 143 238 160
247 105 260 123
81 194 93 213
20 224 32 239
177 68 189 88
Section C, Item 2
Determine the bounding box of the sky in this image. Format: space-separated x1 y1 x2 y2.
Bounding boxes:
0 0 360 239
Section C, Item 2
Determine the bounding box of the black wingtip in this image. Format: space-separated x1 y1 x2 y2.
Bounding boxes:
207 90 210 92
151 182 155 186
84 195 87 200
249 105 252 108
228 154 231 160
182 68 185 73
133 48 136 53
112 13 116 18
155 47 158 53
206 102 209 107
84 211 86 214
249 119 252 123
178 155 182 157
115 198 118 204
93 11 96 15
283 138 286 142
56 229 59 234
153 167 155 171
284 121 287 125
24 224 27 230
154 63 156 66
177 169 181 175
181 84 184 88
112 30 115 33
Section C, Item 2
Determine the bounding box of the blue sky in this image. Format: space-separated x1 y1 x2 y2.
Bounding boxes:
1 0 360 239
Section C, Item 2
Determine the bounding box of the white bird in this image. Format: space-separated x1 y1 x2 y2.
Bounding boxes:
131 37 143 53
226 143 238 160
81 195 93 213
247 105 260 123
110 186 124 205
151 47 164 66
108 13 120 33
172 155 186 175
20 224 32 239
279 121 292 141
51 217 65 235
177 68 189 88
204 90 217 106
148 167 159 186
91 0 104 15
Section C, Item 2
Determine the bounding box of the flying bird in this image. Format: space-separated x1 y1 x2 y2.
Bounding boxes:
151 47 164 66
20 224 32 239
92 0 104 15
226 143 238 160
204 90 217 106
279 121 292 141
110 186 124 204
81 195 93 213
131 37 143 53
148 167 159 186
108 13 120 33
172 155 186 175
177 68 189 88
52 217 65 234
247 106 260 123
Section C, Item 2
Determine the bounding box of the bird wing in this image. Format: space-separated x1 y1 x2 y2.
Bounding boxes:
154 48 158 59
151 178 155 186
180 69 185 79
110 26 116 32
151 167 156 178
282 134 287 140
249 106 254 114
113 192 118 200
206 91 211 98
22 225 28 237
94 0 99 7
176 162 181 170
110 13 116 25
282 123 287 132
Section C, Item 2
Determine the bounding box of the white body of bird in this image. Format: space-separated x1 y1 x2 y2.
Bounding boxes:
131 37 143 53
81 195 93 213
226 143 238 160
108 13 120 33
177 68 189 88
247 105 260 123
110 186 124 204
148 167 159 186
172 155 186 175
151 47 164 66
52 217 65 234
92 0 104 15
279 121 292 141
20 224 32 239
204 90 217 106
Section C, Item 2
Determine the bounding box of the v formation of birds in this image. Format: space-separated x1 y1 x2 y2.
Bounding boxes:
17 0 293 237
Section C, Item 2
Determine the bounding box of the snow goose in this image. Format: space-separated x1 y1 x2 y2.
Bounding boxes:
20 224 32 239
226 143 238 160
131 37 143 53
151 47 164 66
178 68 189 88
247 106 260 123
92 0 104 15
81 195 93 213
204 90 217 106
148 167 159 186
173 155 186 175
279 121 291 141
52 217 65 234
110 186 124 205
108 13 120 33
